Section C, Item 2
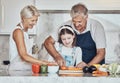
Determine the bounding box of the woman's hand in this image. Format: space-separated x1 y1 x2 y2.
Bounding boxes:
47 61 58 66
76 62 88 68
42 60 58 66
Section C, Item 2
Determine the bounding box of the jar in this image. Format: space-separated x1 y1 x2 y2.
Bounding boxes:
32 64 40 74
40 65 48 74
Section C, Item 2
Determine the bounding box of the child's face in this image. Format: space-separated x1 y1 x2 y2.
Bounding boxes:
61 34 75 47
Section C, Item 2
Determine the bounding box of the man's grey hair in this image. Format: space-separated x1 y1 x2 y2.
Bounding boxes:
70 3 88 18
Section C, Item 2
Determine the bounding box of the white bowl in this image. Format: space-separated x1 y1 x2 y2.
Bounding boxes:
48 66 59 73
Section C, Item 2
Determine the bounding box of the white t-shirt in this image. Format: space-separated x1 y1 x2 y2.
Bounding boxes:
48 42 82 66
9 23 34 70
51 18 106 49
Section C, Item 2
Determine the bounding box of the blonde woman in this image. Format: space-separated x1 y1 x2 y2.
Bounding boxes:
9 5 56 70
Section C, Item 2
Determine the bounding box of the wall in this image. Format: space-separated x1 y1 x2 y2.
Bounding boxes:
0 0 120 64
36 13 120 64
0 13 120 64
1 13 120 64
0 36 9 62
0 0 34 34
0 0 2 28
35 0 120 10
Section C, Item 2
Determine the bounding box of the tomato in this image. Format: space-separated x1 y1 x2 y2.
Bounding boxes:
67 66 74 70
32 64 40 73
60 66 68 70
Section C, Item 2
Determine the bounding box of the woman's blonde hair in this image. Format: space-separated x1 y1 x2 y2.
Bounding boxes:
20 5 40 18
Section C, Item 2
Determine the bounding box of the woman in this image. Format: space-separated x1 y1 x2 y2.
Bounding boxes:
48 25 86 67
9 5 56 70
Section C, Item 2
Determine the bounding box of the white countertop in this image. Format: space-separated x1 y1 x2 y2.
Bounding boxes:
0 70 120 83
0 76 120 83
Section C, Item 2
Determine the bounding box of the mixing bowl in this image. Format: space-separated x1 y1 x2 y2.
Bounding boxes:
48 66 59 73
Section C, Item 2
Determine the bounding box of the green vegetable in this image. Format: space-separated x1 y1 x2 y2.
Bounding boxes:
108 63 119 75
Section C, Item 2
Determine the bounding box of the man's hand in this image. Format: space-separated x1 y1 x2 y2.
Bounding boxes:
44 36 66 66
54 55 66 66
76 62 88 68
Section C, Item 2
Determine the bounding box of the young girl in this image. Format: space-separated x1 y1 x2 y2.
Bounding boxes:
48 25 85 67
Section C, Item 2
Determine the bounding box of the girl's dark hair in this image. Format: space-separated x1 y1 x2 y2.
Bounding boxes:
58 25 76 47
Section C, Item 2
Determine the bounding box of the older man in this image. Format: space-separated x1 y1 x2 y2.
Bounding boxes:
44 3 106 67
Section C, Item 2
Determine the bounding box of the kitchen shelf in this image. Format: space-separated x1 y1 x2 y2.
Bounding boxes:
0 32 36 36
39 10 120 14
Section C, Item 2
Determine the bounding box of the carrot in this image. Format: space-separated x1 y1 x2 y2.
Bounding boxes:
92 70 108 76
67 67 82 71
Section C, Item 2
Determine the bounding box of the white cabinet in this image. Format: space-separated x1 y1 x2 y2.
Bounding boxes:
0 0 3 30
0 0 35 34
35 0 120 10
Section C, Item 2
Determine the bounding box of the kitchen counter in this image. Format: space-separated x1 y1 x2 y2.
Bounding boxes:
0 70 120 83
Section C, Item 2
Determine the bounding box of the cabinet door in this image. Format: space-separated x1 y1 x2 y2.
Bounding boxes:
35 0 120 11
0 0 3 30
0 0 35 34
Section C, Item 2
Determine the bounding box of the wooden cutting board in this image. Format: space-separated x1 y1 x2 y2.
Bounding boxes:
59 70 83 74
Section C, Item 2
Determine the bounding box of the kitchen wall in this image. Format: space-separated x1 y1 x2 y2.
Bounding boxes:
0 13 120 64
0 35 36 62
0 35 9 62
35 0 120 11
36 13 120 64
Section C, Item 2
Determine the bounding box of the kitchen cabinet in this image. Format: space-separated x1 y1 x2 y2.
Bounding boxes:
35 0 120 13
0 0 36 34
0 0 2 29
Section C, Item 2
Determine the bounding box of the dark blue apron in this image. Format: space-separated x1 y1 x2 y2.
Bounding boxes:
75 31 105 64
